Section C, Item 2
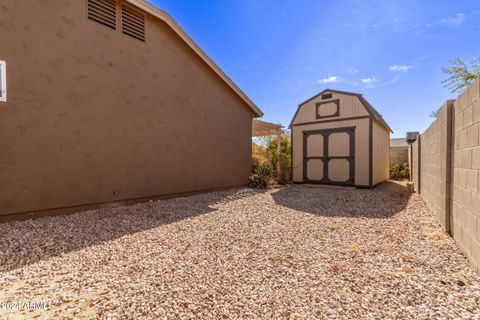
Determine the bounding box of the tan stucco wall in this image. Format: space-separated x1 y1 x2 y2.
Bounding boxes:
372 122 390 185
0 0 254 216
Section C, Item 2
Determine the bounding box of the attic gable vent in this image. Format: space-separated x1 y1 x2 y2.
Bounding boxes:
87 0 117 30
121 5 145 42
321 93 333 100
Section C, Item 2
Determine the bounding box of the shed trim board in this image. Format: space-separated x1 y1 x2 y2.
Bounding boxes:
369 117 373 186
315 99 340 119
292 115 370 127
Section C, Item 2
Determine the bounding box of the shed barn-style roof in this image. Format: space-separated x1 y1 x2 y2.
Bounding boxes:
125 0 263 118
289 89 392 132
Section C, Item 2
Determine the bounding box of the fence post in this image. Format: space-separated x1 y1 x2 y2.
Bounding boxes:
444 100 453 234
417 134 421 193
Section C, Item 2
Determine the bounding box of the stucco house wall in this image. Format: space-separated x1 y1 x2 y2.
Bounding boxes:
0 0 259 217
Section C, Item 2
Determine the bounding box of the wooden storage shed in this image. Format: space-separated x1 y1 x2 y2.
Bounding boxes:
290 89 391 187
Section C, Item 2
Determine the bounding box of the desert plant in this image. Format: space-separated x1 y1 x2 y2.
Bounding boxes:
390 163 409 180
442 57 480 93
254 163 274 177
249 163 276 189
252 142 270 172
248 174 276 189
252 133 292 181
267 135 292 181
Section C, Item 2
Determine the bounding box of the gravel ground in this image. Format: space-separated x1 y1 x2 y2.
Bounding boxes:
0 181 479 319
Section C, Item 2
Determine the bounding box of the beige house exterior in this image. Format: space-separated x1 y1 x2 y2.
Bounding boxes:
0 0 262 219
290 89 391 187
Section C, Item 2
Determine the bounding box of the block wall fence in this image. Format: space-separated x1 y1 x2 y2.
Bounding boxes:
411 78 480 273
390 147 409 168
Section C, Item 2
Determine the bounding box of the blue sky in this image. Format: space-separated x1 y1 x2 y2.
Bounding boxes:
150 0 480 137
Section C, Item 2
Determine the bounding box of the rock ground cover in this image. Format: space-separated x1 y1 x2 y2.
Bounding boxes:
0 181 479 319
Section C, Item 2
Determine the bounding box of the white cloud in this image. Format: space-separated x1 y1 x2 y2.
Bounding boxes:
428 13 465 27
439 13 465 25
317 76 341 84
346 67 359 74
362 76 399 89
361 77 376 85
389 65 413 72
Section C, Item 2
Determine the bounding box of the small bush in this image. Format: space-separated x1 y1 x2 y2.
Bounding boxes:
390 163 409 180
249 174 276 189
252 133 292 182
255 163 274 177
249 163 276 188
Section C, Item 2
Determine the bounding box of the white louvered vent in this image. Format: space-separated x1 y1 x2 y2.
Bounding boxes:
121 5 145 42
87 0 117 30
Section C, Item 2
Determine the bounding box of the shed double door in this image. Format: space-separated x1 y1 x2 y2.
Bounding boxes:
303 127 355 185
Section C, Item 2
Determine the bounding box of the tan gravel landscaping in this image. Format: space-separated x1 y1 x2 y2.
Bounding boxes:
1 181 479 319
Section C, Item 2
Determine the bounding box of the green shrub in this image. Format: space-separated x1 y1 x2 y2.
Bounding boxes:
390 163 410 180
252 133 292 182
249 163 276 189
254 163 274 177
248 174 276 189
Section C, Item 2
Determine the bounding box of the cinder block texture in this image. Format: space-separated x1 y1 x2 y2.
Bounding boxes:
417 78 480 273
390 146 409 168
419 101 452 231
451 78 480 273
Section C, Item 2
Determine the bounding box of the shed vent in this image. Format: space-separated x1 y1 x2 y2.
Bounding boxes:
321 93 333 100
121 5 145 42
87 0 117 30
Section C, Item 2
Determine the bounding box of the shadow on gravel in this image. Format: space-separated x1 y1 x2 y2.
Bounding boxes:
0 188 266 273
271 180 411 219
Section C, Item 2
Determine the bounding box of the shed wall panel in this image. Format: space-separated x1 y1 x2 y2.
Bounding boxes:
292 92 369 126
328 159 350 182
292 118 370 186
306 134 324 157
306 159 324 180
372 121 390 185
328 132 350 157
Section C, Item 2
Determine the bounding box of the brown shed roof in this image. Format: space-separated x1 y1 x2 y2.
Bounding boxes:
289 89 392 133
252 119 283 137
125 0 263 118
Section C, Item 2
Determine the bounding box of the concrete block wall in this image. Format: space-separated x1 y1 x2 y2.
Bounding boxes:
451 78 480 272
412 78 480 273
411 139 420 192
419 101 452 231
390 147 409 168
